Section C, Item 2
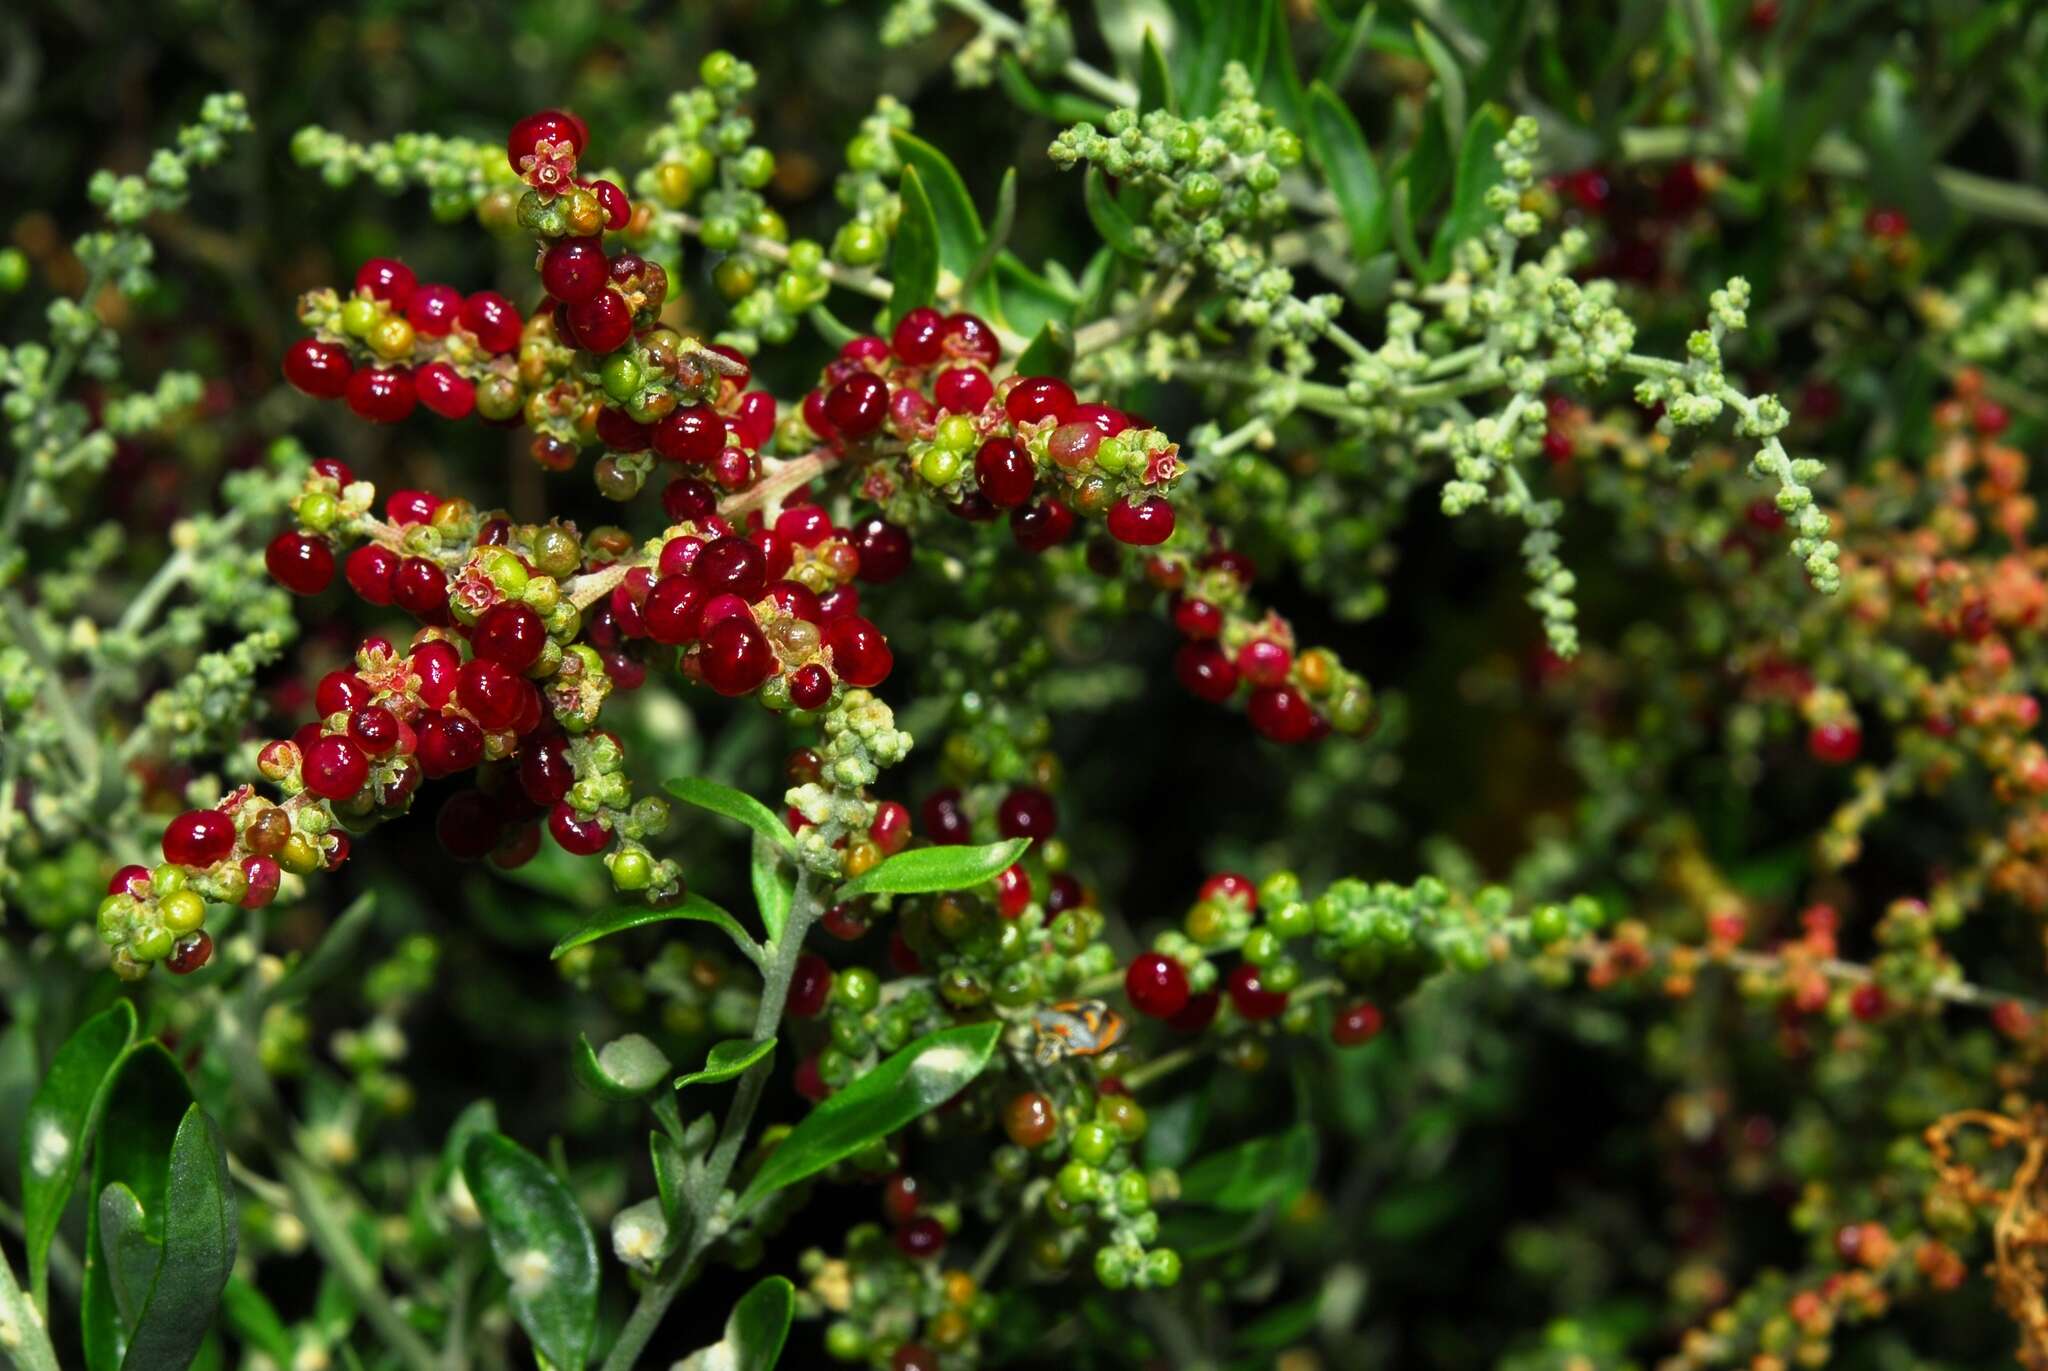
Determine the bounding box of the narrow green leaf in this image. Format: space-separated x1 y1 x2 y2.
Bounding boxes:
751 834 793 945
551 896 757 965
1744 70 1787 187
1083 168 1146 260
736 1022 1002 1214
120 1105 237 1371
1139 27 1178 114
572 1034 673 1101
1181 0 1269 114
1411 21 1465 149
676 1037 776 1093
1860 64 1949 238
650 1130 689 1223
1179 1124 1318 1212
1389 177 1429 279
1427 104 1507 276
20 999 136 1303
1315 3 1378 88
888 165 942 326
837 838 1031 899
1013 321 1075 378
1233 1294 1322 1353
268 893 377 1005
97 1184 157 1333
995 54 1116 124
997 252 1078 337
961 168 1017 309
664 776 796 853
805 303 860 350
678 1275 795 1371
219 1278 294 1363
463 1134 599 1371
1303 80 1386 259
889 131 991 311
1260 0 1306 127
82 1044 192 1371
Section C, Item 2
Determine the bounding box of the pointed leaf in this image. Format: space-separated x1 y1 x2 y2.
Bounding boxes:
677 1275 795 1371
1427 104 1507 276
1014 321 1074 378
1084 168 1147 260
888 131 993 312
1139 27 1178 114
1179 1124 1318 1212
837 838 1031 899
960 168 1017 308
219 1278 294 1363
676 1038 776 1093
806 303 861 350
664 776 796 853
751 834 793 945
1411 21 1465 151
82 1044 191 1371
995 54 1115 124
572 1034 672 1101
1260 0 1305 127
120 1105 237 1371
888 166 942 326
20 999 136 1302
1303 80 1387 259
736 1022 1002 1214
651 1131 690 1223
463 1133 599 1371
996 253 1077 337
551 896 757 965
1316 3 1379 89
1181 0 1269 114
97 1184 158 1333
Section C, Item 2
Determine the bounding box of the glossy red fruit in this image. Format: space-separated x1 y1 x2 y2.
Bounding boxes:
1332 1002 1384 1047
349 705 400 757
788 953 833 1017
694 535 767 600
460 291 523 353
392 557 449 620
996 787 1057 840
827 616 892 688
541 239 608 302
266 532 334 595
975 438 1035 508
108 864 151 897
520 733 575 806
870 800 911 854
1167 991 1221 1034
1248 685 1317 743
415 361 476 419
852 517 912 583
474 601 546 672
240 856 281 908
507 108 588 172
354 257 416 306
303 735 369 800
662 476 718 523
1107 495 1175 546
921 788 971 845
891 306 945 366
825 373 889 437
699 617 775 696
588 178 631 230
404 283 462 336
1175 642 1239 703
163 809 236 866
1227 963 1289 1020
942 312 999 366
789 663 833 710
386 489 441 525
344 545 398 604
458 657 524 731
993 863 1032 917
894 1218 946 1261
933 366 993 414
166 931 214 976
416 714 484 777
1010 500 1074 552
282 338 353 398
1808 721 1862 765
1125 953 1190 1019
1004 376 1076 425
410 641 462 708
344 366 416 423
568 289 633 353
548 801 610 855
653 405 724 464
314 669 372 718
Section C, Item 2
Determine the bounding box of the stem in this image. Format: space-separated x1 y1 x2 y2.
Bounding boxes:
279 1156 440 1371
937 0 1138 107
598 869 827 1371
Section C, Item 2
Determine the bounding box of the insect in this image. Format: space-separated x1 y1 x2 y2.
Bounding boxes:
1030 999 1126 1066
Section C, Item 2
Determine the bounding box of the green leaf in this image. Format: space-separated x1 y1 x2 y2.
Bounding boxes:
1303 80 1386 260
572 1034 673 1101
219 1278 294 1363
888 165 941 326
1744 70 1787 187
1427 104 1507 277
551 895 757 965
1083 168 1146 260
751 834 793 945
1388 177 1429 279
960 168 1017 307
20 999 136 1303
1316 3 1378 88
1179 1124 1318 1212
889 131 992 312
463 1133 599 1371
736 1022 1001 1214
995 54 1115 124
1860 64 1950 238
1013 320 1075 378
97 1183 158 1333
119 1105 237 1371
1139 27 1178 114
1260 0 1306 127
676 1037 776 1093
1233 1294 1321 1353
1180 0 1269 114
679 1275 795 1371
805 303 861 350
997 253 1078 337
82 1044 191 1371
650 1130 689 1222
837 838 1030 899
1411 21 1465 151
664 775 796 853
268 893 377 1004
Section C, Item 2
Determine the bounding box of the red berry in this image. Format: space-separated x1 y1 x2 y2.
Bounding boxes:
1849 984 1888 1022
411 641 462 708
662 476 718 523
548 801 610 855
644 575 707 645
415 361 476 419
240 856 281 908
460 292 524 353
353 258 416 307
891 307 945 366
1107 495 1175 546
568 289 633 353
520 733 575 806
588 178 631 230
1976 400 2011 436
996 787 1057 841
654 404 725 465
789 663 833 710
404 283 462 336
975 438 1036 508
303 735 369 800
774 504 834 548
344 545 399 604
458 657 525 731
825 373 889 437
1125 953 1190 1019
1227 963 1289 1020
695 535 768 600
474 601 546 672
1046 872 1083 913
349 705 400 757
507 108 587 172
870 801 910 853
393 557 449 620
1248 685 1318 743
1167 991 1221 1034
1176 642 1239 703
993 862 1031 917
1864 206 1909 239
788 953 833 1017
1808 722 1862 765
699 618 775 696
345 366 417 423
1071 403 1131 437
1004 376 1076 425
314 669 371 718
541 239 608 302
266 532 334 595
416 714 484 777
733 390 777 449
933 366 992 414
1332 1002 1383 1047
282 338 352 398
1174 597 1222 639
1010 500 1075 552
108 864 151 897
437 790 504 861
852 517 912 583
166 931 214 976
163 809 235 866
941 312 999 366
894 1217 946 1261
1200 872 1257 908
386 489 441 526
1234 639 1291 687
827 616 892 688
920 788 971 845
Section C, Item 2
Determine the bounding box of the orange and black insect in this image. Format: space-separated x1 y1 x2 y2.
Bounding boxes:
1030 998 1126 1065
